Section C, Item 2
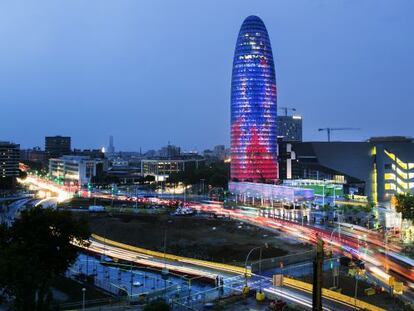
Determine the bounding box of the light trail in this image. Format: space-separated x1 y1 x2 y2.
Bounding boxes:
19 176 72 203
83 240 221 280
264 286 333 310
20 175 414 298
191 203 414 291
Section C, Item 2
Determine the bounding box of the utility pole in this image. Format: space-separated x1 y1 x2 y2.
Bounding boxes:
312 236 324 311
82 288 86 311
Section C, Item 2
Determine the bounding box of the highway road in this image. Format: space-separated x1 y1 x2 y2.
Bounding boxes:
20 175 408 310
190 203 414 303
83 239 363 310
82 238 237 281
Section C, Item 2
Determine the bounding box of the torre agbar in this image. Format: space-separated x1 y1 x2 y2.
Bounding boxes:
230 15 278 182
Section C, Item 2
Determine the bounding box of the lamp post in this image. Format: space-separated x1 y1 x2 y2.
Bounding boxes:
82 287 86 311
322 179 326 207
329 227 341 288
244 246 261 287
244 244 268 288
334 207 342 240
385 231 391 272
354 271 359 310
200 179 205 196
329 226 341 242
135 184 138 209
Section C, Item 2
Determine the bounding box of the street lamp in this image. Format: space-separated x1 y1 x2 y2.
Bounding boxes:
244 246 261 287
334 207 342 240
354 270 359 310
384 231 392 273
82 287 86 311
322 179 326 207
200 179 205 196
329 226 341 242
135 184 138 209
243 244 268 290
352 258 365 311
329 227 342 289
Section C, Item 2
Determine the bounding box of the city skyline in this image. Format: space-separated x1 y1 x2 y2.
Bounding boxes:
1 1 413 150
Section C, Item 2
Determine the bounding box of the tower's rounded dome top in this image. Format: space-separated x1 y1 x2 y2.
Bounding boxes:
239 15 267 32
243 15 265 24
236 15 272 50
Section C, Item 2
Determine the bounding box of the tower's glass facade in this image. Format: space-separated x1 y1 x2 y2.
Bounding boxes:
231 15 278 182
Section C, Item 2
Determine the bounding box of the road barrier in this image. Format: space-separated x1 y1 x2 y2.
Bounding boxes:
91 234 249 275
282 277 386 311
250 250 315 273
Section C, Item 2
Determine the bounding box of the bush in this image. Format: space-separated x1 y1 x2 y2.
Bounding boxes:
144 299 170 311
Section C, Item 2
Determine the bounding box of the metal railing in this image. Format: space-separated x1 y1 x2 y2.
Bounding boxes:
250 250 315 273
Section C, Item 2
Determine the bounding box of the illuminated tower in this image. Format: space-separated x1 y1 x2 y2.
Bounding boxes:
230 15 278 182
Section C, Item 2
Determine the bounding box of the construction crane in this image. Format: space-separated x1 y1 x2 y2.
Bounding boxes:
278 106 296 116
318 127 360 142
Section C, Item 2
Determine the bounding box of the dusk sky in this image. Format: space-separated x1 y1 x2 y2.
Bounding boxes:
1 0 413 151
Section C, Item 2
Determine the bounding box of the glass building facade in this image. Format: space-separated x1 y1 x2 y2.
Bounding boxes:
231 15 278 182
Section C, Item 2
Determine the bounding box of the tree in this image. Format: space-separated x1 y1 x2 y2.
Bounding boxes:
167 161 230 189
18 169 27 180
144 175 156 183
395 193 414 220
0 207 90 310
143 299 170 311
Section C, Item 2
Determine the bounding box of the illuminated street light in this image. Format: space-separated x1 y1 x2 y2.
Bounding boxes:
82 287 86 311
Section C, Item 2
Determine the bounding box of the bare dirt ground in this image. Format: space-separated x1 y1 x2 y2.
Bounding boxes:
79 212 311 265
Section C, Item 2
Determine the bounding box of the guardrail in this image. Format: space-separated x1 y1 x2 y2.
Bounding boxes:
283 277 386 311
91 234 249 275
250 250 315 273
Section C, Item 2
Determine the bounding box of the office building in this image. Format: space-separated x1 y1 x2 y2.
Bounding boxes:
0 141 20 189
20 147 46 164
141 157 205 182
213 145 227 160
278 136 414 203
45 136 71 158
277 115 303 142
73 149 108 171
49 155 104 186
73 148 105 159
107 135 115 154
159 144 181 158
204 145 229 161
230 15 278 182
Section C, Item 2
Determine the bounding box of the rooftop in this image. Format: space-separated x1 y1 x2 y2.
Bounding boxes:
367 136 413 143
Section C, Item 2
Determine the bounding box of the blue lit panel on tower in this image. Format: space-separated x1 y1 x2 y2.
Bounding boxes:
230 15 278 182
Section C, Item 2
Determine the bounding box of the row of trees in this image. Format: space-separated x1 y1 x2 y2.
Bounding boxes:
0 208 90 310
167 161 229 189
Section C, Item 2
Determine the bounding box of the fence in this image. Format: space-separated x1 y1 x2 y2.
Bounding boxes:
171 275 246 310
66 255 189 304
250 250 315 274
